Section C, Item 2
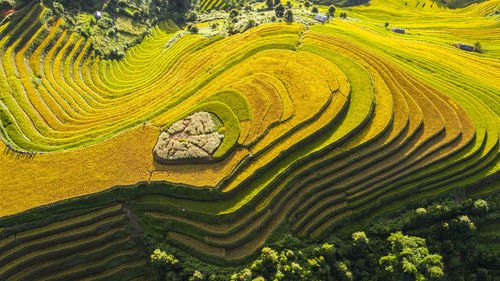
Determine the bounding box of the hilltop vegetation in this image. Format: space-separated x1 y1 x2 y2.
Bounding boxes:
1 0 192 56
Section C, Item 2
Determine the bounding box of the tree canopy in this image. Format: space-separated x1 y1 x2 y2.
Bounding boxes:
379 232 444 281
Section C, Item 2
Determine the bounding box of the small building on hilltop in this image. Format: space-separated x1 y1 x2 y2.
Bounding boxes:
391 27 405 34
314 14 327 23
457 43 474 52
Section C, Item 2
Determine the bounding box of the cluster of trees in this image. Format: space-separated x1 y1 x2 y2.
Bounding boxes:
266 0 293 22
365 195 500 281
150 230 447 281
145 191 500 281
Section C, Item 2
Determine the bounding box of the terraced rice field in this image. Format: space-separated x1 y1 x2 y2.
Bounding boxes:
198 0 226 11
0 0 498 275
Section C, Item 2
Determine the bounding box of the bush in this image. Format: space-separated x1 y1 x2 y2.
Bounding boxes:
305 1 311 8
416 208 427 215
189 270 204 281
286 1 292 8
311 6 318 13
187 24 198 33
275 4 285 17
284 9 293 22
266 0 274 9
229 8 239 18
352 231 369 245
186 12 197 21
474 42 484 53
328 5 336 16
246 19 256 29
473 199 488 212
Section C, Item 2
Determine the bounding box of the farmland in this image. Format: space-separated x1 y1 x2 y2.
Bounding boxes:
0 0 498 279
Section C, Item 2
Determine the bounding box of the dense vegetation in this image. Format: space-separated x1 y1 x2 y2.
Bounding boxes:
146 192 500 280
2 182 496 280
1 0 192 56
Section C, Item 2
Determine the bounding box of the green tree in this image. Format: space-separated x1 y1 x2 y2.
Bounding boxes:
474 42 484 53
150 249 181 280
304 1 311 8
352 231 369 246
251 247 279 279
186 11 197 21
229 8 239 18
266 0 274 9
274 0 281 6
231 268 252 281
246 19 256 29
335 261 353 281
379 232 444 281
189 270 204 281
286 1 292 8
385 22 389 29
275 4 285 17
187 23 198 33
311 6 318 13
328 5 336 16
284 9 293 22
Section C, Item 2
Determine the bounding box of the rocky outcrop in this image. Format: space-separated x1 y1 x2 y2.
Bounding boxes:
153 112 224 164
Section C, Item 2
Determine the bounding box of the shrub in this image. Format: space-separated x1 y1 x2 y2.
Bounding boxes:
305 1 311 8
352 231 369 245
416 208 427 215
311 6 318 13
230 268 252 281
473 199 488 211
275 4 285 17
286 1 292 8
229 8 239 18
474 42 484 53
108 28 116 36
189 270 204 281
328 5 336 16
284 9 293 22
187 23 198 33
458 215 476 231
385 22 389 29
335 261 353 281
246 19 256 29
266 0 274 9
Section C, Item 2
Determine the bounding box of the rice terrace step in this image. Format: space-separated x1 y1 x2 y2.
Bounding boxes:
0 0 498 279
